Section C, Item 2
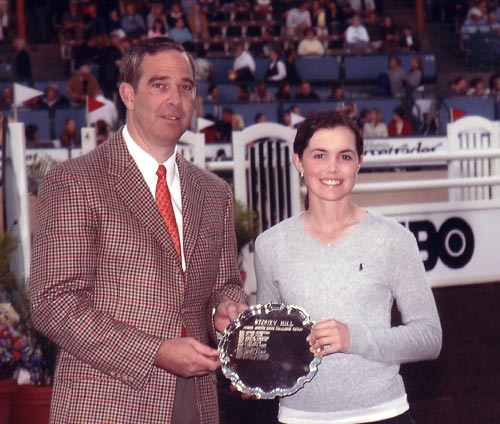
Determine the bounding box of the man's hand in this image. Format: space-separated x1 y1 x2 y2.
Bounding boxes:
213 298 248 334
154 337 220 377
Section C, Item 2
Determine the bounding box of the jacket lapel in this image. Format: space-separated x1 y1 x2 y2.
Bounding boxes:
108 131 181 261
177 155 204 269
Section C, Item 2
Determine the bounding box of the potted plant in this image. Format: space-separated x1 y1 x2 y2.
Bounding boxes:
233 200 258 284
0 230 56 424
0 231 29 424
27 156 60 196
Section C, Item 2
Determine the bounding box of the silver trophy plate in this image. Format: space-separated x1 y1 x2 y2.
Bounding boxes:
218 302 321 399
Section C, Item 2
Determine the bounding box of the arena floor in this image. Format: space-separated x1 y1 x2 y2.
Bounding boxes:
218 281 500 424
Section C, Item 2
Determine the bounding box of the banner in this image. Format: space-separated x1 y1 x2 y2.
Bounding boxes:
373 202 500 288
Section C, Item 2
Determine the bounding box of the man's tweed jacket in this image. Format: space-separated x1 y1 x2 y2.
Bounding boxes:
29 129 247 423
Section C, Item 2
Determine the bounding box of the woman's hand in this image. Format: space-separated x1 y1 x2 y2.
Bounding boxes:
307 319 351 357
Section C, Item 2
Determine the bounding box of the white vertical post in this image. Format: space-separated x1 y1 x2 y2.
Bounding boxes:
5 122 31 284
81 127 97 155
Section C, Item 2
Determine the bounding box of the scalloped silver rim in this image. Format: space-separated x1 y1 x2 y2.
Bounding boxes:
218 302 322 399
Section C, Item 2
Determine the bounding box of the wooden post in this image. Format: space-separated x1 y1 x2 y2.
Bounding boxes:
16 0 26 39
416 0 424 34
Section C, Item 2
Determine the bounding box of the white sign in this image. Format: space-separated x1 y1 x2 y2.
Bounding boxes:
372 202 500 288
364 137 448 156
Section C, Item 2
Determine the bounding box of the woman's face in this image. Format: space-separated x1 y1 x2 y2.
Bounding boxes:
293 126 362 205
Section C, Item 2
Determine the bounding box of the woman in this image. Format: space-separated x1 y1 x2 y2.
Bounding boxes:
404 56 423 94
388 106 413 137
59 117 81 149
297 26 326 56
363 108 388 138
255 110 442 424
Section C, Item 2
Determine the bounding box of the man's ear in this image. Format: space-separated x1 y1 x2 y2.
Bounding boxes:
119 82 134 110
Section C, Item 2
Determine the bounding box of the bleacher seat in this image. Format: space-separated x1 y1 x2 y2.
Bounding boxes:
344 52 437 85
295 56 341 84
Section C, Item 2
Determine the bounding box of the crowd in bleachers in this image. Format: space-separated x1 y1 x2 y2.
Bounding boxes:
4 0 500 150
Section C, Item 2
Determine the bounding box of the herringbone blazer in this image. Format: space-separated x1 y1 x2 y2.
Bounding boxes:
29 129 247 424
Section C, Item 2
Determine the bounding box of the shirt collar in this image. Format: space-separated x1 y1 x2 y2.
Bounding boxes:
122 125 178 189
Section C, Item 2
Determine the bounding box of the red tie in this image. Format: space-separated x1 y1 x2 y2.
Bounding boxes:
155 165 181 258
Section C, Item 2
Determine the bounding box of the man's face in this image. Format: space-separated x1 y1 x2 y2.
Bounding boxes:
122 50 196 152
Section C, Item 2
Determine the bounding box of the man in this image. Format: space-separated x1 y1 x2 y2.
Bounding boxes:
228 42 256 82
285 1 311 37
66 64 101 107
344 14 370 51
30 37 247 424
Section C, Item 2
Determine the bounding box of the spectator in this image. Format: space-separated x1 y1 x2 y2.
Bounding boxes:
217 107 243 141
106 9 123 34
237 84 251 102
275 80 293 101
72 35 100 70
88 89 119 130
445 75 468 96
310 0 328 36
356 107 371 131
297 26 326 56
187 2 209 40
405 55 423 93
12 38 32 82
365 10 383 51
167 2 188 29
59 0 85 48
0 86 13 110
39 82 70 139
121 3 146 39
285 1 312 37
25 123 39 148
254 0 272 20
325 1 345 48
398 25 421 52
387 55 406 98
282 104 303 127
250 81 276 102
97 31 123 100
380 15 400 52
350 0 376 17
489 73 500 96
67 64 101 107
363 108 389 138
344 14 371 51
328 84 346 100
39 82 70 109
284 48 302 85
148 17 169 38
199 113 221 142
193 44 213 81
467 76 489 96
388 106 413 136
295 80 319 100
265 47 287 83
255 112 268 123
93 119 111 144
84 3 107 38
170 18 193 43
59 117 81 148
146 2 169 34
228 42 256 82
206 84 220 102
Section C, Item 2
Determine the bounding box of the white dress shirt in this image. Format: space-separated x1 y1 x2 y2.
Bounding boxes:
123 125 185 269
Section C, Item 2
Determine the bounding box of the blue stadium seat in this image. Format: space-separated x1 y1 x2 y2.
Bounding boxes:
295 56 340 83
